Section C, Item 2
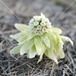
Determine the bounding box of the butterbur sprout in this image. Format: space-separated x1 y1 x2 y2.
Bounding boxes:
10 13 73 64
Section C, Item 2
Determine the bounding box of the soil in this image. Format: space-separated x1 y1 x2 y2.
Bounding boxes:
0 0 76 76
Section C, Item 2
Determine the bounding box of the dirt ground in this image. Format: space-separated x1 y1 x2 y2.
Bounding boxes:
0 0 76 76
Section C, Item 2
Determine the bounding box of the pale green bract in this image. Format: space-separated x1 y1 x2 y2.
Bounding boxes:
10 13 73 64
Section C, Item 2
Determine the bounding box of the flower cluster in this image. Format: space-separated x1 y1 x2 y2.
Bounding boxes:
29 13 51 35
10 13 73 64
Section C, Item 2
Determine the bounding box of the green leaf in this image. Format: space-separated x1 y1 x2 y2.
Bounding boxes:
10 32 28 43
52 32 65 58
57 49 65 58
41 33 50 48
10 33 22 39
54 40 65 58
61 36 73 46
34 36 46 55
53 32 61 48
10 45 22 54
47 32 56 49
28 45 36 58
18 36 28 43
45 49 58 64
52 27 62 34
15 23 29 32
20 38 34 55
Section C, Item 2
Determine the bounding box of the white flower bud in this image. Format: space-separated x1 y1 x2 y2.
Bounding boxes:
34 21 39 26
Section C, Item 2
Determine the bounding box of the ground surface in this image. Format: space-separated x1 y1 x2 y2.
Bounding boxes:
0 0 76 76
